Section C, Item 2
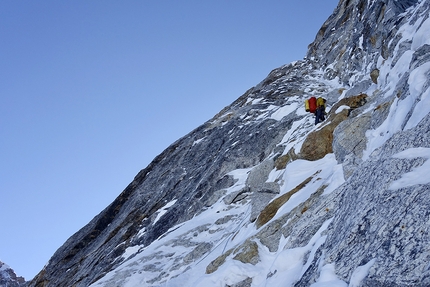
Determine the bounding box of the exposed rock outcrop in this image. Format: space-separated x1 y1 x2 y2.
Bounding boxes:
255 174 314 229
0 261 26 287
296 113 430 286
300 94 368 161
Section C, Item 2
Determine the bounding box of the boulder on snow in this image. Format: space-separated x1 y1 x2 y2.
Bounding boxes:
232 240 260 265
223 186 251 205
230 277 252 287
299 94 368 161
299 109 349 161
370 68 380 84
206 249 232 274
274 148 299 170
206 240 259 275
329 93 368 114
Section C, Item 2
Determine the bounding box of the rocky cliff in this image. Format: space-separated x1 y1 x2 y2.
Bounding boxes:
0 261 25 287
29 0 430 286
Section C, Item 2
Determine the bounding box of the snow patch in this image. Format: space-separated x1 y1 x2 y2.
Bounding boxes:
323 163 345 195
311 263 347 287
192 138 205 146
389 148 430 190
335 105 350 114
270 103 298 121
348 258 376 287
121 245 141 261
153 199 178 225
411 16 430 50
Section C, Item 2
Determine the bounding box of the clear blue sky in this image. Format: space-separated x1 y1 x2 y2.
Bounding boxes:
0 0 339 280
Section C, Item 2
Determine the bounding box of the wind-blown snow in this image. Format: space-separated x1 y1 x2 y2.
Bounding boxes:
335 105 350 114
348 259 376 287
0 262 10 272
270 103 299 121
152 199 177 225
267 154 344 221
310 263 347 287
193 219 335 287
389 148 430 190
404 62 430 129
410 15 430 50
363 10 430 160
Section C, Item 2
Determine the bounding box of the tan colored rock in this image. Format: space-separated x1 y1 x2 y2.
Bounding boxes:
275 148 299 170
233 240 259 265
370 68 380 84
206 249 233 274
255 175 314 229
300 109 349 161
328 93 368 116
300 94 368 161
206 240 260 274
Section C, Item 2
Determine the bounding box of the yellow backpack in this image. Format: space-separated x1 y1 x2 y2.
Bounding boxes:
316 97 325 107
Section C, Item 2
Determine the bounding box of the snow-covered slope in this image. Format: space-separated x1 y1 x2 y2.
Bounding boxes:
29 0 430 286
0 261 25 287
